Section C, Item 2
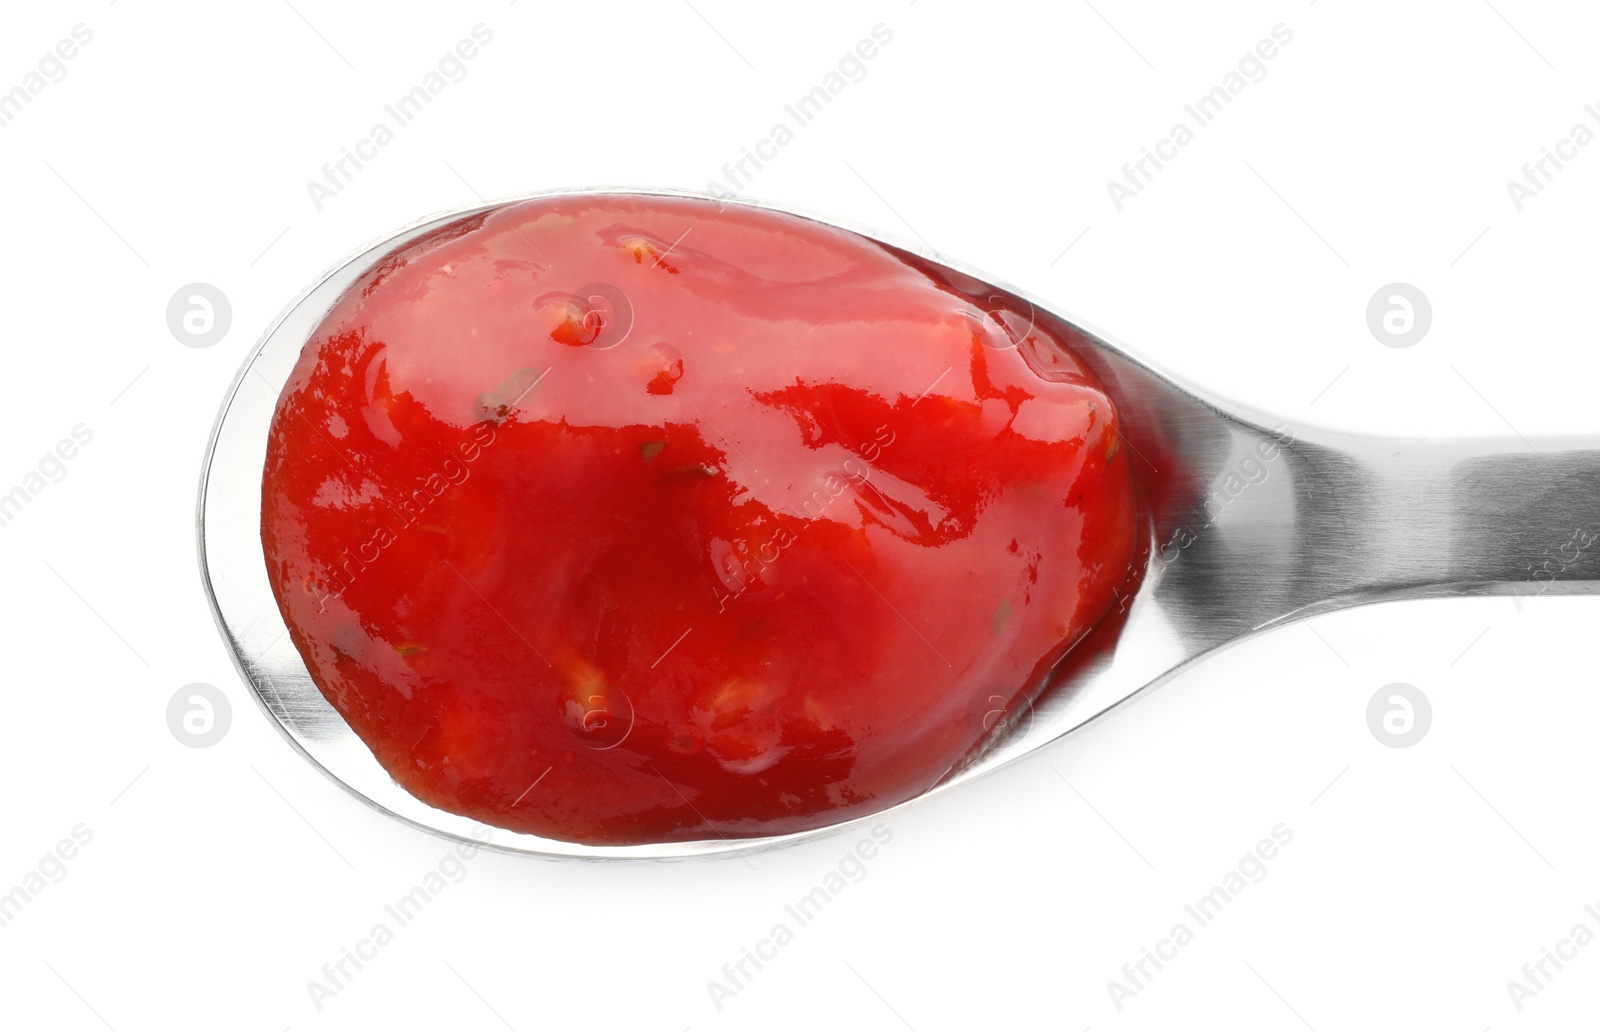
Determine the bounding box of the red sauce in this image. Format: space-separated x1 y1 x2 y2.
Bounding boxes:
261 194 1138 845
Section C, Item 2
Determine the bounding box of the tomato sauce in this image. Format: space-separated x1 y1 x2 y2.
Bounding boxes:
261 194 1137 845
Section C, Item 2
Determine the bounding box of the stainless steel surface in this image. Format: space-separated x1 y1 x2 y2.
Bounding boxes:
197 188 1600 861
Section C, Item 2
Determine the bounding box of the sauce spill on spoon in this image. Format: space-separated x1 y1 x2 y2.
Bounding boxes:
261 194 1138 845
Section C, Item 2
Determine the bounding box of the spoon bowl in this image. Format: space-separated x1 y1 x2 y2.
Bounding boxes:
198 188 1600 860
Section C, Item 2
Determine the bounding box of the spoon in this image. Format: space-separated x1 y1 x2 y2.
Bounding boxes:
197 187 1600 860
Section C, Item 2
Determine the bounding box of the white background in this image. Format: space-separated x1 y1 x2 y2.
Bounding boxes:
2 1 1598 1029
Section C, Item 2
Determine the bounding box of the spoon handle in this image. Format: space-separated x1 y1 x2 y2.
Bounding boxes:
1279 435 1600 618
1427 441 1600 595
1393 440 1600 597
1147 427 1600 641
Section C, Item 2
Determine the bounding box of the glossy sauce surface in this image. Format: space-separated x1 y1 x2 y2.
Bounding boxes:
261 194 1138 845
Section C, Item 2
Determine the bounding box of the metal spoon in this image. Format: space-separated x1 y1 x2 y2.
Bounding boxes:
197 188 1600 861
